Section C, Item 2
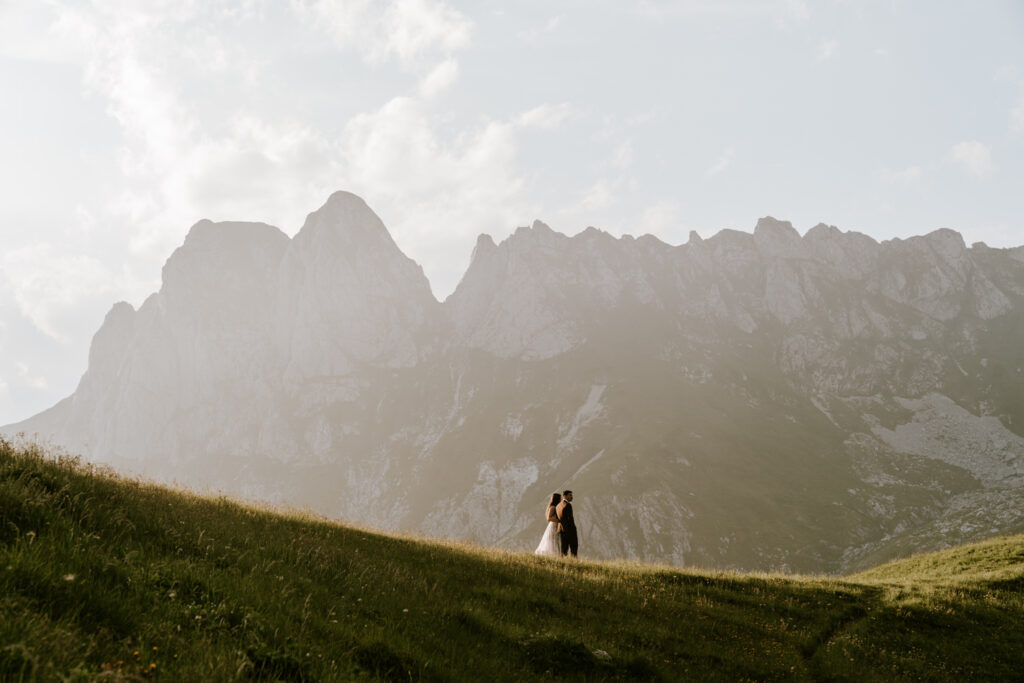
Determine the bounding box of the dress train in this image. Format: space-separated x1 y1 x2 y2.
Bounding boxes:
534 521 560 556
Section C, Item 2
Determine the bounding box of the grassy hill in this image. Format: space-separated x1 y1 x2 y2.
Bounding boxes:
2 439 1023 681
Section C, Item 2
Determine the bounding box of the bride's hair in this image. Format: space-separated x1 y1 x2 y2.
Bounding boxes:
548 492 562 507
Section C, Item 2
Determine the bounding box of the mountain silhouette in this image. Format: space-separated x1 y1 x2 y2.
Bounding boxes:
8 191 1024 572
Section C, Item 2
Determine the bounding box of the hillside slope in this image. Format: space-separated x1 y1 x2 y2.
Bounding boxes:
2 440 1022 681
8 191 1024 574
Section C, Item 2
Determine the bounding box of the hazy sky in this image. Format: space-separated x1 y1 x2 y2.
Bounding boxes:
1 0 1023 425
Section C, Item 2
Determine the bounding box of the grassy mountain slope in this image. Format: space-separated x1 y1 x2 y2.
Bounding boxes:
2 440 1022 681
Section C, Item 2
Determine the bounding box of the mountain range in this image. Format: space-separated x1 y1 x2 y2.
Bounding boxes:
7 190 1024 573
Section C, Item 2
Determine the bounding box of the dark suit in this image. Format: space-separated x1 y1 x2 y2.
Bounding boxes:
556 500 578 557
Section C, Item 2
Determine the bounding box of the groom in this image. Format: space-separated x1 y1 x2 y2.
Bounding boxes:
556 490 578 557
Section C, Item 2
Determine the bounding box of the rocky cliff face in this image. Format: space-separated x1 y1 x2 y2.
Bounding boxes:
9 193 1024 573
277 191 440 384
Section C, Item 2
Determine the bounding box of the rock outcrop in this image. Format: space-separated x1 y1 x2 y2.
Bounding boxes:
8 192 1024 573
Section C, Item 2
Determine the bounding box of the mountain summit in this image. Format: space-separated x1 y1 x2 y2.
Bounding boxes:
8 191 1024 573
278 191 438 382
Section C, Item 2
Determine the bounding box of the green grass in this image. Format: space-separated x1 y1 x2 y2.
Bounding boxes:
2 439 1023 681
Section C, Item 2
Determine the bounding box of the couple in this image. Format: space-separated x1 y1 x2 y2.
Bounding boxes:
534 490 578 557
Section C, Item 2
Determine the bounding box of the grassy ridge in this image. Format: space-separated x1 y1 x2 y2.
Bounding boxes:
1 439 1023 681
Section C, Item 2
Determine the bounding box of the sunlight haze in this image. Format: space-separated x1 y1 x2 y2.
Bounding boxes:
1 0 1022 425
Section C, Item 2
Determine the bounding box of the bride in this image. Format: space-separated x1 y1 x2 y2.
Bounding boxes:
534 492 562 556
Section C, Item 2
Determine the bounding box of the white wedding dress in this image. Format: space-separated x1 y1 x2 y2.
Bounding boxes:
534 521 561 556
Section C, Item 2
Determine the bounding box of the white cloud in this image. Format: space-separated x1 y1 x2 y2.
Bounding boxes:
380 0 471 64
994 65 1019 83
294 0 472 68
34 0 485 276
4 1 511 304
161 117 340 227
576 180 616 213
1011 94 1024 134
518 15 561 42
550 179 619 231
21 2 345 260
817 39 839 61
634 201 681 236
706 145 735 176
625 110 660 128
516 103 573 130
951 140 994 177
16 363 48 391
419 58 459 97
0 1 87 63
339 95 534 297
873 47 889 57
612 140 634 170
72 205 99 238
879 165 922 186
775 0 809 29
107 113 343 259
1 243 134 343
102 57 196 170
0 376 8 395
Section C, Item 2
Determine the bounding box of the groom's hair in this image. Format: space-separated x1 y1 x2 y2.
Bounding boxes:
563 490 573 496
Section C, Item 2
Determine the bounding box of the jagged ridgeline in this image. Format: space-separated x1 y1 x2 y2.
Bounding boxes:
7 191 1024 573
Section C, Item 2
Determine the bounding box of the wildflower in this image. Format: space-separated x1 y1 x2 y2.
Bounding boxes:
63 573 76 582
402 608 409 613
152 646 158 651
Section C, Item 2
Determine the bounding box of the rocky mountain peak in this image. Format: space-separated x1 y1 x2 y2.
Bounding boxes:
635 233 669 250
920 228 967 261
292 190 401 256
104 300 136 324
9 190 1024 576
576 226 625 253
86 301 137 375
754 216 798 235
277 192 438 382
754 216 803 257
283 191 432 293
505 220 562 250
805 222 838 239
160 220 290 311
466 233 498 268
176 218 287 253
